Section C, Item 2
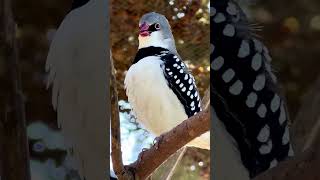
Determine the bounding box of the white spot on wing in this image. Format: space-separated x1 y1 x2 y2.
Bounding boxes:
259 140 272 154
269 159 278 169
257 125 270 142
251 53 262 71
211 44 215 54
282 126 290 145
246 92 257 108
223 24 235 37
211 56 224 71
279 103 286 124
238 40 250 58
191 101 194 107
270 94 280 112
214 13 226 23
210 7 216 17
253 39 263 53
253 74 266 91
229 80 243 95
222 68 235 83
257 103 267 118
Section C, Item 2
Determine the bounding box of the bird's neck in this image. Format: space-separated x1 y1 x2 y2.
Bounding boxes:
133 46 169 64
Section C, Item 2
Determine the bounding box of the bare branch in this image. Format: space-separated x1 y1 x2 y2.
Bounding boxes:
150 87 210 180
125 108 210 180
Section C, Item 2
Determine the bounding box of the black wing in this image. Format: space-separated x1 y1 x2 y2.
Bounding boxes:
160 53 202 117
211 0 293 178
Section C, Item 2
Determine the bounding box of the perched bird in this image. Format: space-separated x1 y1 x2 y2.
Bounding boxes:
125 12 210 150
211 0 294 180
46 0 109 179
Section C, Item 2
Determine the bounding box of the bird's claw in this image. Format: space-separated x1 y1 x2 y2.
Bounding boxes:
137 148 148 163
153 135 163 149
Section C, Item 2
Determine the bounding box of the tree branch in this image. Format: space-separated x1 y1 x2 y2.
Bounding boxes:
151 87 210 180
125 108 210 180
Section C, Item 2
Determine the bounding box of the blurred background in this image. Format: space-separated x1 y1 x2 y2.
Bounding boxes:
1 0 320 179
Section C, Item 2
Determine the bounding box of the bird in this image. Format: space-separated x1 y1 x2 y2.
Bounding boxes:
124 12 210 150
211 0 294 180
45 0 109 179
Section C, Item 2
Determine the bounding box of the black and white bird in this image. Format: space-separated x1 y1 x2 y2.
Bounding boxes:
46 0 109 179
211 0 294 180
125 12 210 150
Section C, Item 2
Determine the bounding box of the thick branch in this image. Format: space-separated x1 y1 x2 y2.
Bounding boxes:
126 108 210 180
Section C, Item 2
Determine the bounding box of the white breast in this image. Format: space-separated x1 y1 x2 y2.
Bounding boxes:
125 56 210 149
125 57 187 135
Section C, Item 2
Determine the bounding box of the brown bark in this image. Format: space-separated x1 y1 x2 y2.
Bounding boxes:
125 108 210 180
0 0 31 179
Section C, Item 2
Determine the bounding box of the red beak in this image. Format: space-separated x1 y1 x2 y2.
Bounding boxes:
139 22 150 37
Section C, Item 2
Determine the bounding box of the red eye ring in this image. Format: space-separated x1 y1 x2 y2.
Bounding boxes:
155 23 160 30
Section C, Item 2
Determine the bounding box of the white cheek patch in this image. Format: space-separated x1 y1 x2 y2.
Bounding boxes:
138 31 167 49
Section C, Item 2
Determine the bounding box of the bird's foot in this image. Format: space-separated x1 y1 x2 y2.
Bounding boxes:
153 135 163 149
137 148 148 163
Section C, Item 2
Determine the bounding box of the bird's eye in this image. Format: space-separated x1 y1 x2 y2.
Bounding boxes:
155 23 160 30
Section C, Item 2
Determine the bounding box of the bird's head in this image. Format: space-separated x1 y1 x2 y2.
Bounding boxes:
138 12 176 51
